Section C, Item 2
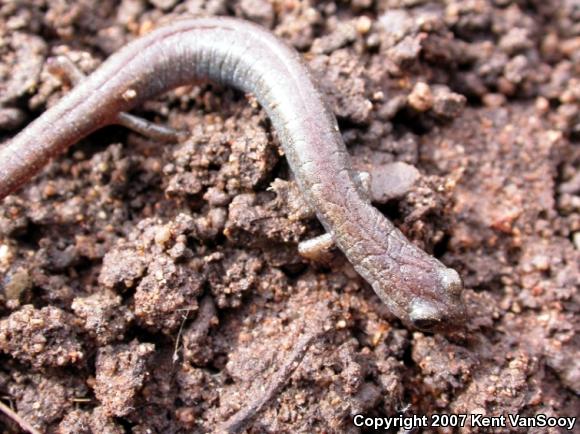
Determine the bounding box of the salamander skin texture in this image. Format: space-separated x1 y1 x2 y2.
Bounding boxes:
0 17 466 332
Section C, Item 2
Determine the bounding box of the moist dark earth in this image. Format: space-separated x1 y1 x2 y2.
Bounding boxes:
0 0 578 433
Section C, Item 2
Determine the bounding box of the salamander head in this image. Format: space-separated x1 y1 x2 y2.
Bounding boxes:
407 267 466 332
371 263 466 333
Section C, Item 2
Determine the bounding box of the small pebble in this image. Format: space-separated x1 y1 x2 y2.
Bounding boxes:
483 93 506 108
155 225 172 246
0 244 12 266
535 97 550 114
356 16 372 35
408 82 433 112
432 86 466 119
573 232 580 250
4 269 31 300
370 162 421 203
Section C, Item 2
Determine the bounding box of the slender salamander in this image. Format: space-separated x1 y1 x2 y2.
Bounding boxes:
0 17 466 332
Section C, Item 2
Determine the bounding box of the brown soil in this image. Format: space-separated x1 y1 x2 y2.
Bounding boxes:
0 0 578 433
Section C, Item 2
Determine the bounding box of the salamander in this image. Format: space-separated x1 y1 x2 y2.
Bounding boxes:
0 17 465 332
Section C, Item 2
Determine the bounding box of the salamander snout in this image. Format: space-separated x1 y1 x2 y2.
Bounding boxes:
408 268 466 333
438 267 463 298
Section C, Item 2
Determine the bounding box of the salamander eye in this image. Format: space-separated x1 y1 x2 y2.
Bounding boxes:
409 299 442 331
437 267 463 297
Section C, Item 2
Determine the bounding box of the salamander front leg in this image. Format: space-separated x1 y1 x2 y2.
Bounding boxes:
46 55 185 143
298 232 335 262
297 170 371 262
46 56 85 84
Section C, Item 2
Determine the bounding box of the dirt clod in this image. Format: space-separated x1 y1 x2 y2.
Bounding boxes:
0 305 83 368
94 340 155 417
